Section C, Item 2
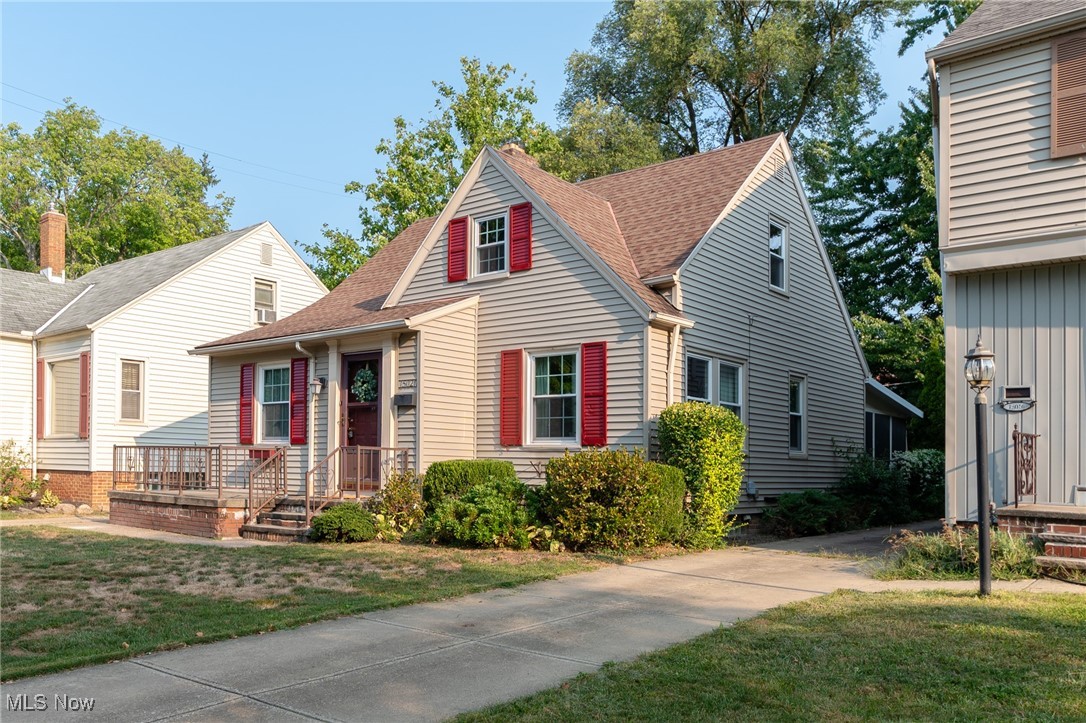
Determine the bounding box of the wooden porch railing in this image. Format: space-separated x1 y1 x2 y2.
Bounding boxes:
305 446 409 527
113 445 284 501
248 448 287 524
1012 425 1040 508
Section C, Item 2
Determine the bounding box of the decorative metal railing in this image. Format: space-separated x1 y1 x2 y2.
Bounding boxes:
247 448 287 524
1012 425 1040 508
112 445 284 501
305 446 409 526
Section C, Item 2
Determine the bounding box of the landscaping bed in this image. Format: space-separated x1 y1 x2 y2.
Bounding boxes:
457 590 1086 722
0 526 604 681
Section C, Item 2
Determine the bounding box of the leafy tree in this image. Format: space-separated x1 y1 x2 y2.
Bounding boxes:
896 0 982 54
1 101 233 276
538 99 664 182
306 57 559 288
561 0 900 158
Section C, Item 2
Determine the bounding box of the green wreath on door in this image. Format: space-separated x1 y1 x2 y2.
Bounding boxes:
351 368 378 402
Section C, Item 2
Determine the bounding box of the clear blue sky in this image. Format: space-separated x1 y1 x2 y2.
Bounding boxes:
2 2 930 262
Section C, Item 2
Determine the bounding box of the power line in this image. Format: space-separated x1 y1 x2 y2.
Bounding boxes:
1 94 357 200
1 83 353 191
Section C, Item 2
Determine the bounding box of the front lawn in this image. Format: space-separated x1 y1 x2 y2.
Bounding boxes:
0 527 604 681
458 590 1086 722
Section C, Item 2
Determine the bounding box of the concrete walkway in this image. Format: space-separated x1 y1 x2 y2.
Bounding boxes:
2 536 1081 723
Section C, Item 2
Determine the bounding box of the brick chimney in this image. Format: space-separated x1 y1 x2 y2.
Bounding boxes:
39 203 66 282
498 140 539 167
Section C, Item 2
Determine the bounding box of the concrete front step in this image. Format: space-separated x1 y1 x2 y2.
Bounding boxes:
1039 531 1086 545
240 522 311 543
1036 555 1086 571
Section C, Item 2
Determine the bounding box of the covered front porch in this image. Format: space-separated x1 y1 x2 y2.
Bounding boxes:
108 444 409 539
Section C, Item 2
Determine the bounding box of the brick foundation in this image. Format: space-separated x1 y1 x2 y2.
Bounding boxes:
41 470 113 509
109 491 247 539
996 505 1086 538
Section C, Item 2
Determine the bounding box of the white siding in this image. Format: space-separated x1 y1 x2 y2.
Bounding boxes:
945 263 1085 521
91 226 326 471
36 332 92 469
945 41 1086 245
418 306 477 468
398 161 646 482
0 337 34 452
680 147 867 512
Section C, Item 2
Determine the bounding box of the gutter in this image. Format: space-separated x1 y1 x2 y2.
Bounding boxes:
294 342 318 488
924 8 1086 63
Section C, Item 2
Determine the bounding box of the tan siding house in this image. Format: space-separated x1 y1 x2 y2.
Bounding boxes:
928 0 1086 528
198 135 915 521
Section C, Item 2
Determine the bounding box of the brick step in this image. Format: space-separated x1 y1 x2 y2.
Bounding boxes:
261 510 307 523
1039 531 1086 545
1042 543 1086 559
1035 555 1086 572
256 516 307 529
240 523 311 543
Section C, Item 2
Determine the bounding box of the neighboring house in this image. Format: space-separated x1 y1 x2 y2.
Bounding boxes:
928 1 1086 533
194 134 918 519
0 209 327 507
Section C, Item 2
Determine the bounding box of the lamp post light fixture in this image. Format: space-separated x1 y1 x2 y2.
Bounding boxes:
964 335 996 596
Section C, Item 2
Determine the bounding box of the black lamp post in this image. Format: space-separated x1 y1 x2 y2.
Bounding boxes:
964 336 996 596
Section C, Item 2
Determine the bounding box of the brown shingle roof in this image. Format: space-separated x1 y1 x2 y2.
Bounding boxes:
928 0 1086 58
198 216 440 349
577 134 780 278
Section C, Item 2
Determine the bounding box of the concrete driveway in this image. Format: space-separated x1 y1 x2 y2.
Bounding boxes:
1 527 1080 722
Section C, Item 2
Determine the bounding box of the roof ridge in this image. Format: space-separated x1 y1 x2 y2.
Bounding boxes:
78 222 265 279
577 133 781 187
497 149 615 205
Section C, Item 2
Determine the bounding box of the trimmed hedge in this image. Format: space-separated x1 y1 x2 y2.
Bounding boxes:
657 402 746 547
422 459 519 513
538 449 686 551
424 476 532 549
310 502 377 543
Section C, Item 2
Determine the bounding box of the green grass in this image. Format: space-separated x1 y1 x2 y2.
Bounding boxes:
458 591 1086 722
0 527 604 681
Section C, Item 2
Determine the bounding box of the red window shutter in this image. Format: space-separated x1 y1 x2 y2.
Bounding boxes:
1052 31 1086 158
447 216 468 282
580 341 607 447
499 349 523 446
78 352 90 439
35 359 45 440
290 357 308 445
509 202 533 272
239 363 255 445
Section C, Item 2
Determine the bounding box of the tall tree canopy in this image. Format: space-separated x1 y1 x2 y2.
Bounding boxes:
1 101 233 277
305 58 560 288
561 0 899 158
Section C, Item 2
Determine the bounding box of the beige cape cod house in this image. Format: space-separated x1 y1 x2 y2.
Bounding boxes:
0 213 326 508
928 0 1085 566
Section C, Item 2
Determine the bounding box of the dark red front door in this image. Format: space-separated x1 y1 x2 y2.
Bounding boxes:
343 353 380 489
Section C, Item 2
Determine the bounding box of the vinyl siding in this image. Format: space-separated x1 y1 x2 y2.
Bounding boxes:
398 161 646 482
945 40 1086 245
208 350 329 492
91 226 326 471
0 337 34 451
646 323 683 454
417 305 477 468
945 264 1085 521
680 147 866 512
395 332 418 470
36 332 92 469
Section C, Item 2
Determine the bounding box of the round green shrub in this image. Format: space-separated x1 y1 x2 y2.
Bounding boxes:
761 489 852 538
424 476 532 549
422 459 519 514
538 449 686 551
657 402 746 547
310 502 377 543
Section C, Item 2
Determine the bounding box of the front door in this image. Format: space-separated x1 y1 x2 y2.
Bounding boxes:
342 353 380 490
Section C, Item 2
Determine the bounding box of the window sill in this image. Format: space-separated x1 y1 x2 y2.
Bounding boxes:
44 435 82 440
117 420 145 426
788 450 808 460
769 285 790 298
523 442 580 452
467 270 510 284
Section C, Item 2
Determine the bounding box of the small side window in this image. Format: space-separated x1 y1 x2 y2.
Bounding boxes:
120 360 143 421
789 376 805 453
685 355 710 402
769 222 787 291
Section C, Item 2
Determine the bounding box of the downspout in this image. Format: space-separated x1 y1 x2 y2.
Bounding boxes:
30 337 38 479
295 342 317 483
665 322 682 406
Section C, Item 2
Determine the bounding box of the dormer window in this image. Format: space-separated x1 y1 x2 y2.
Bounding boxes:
475 214 507 276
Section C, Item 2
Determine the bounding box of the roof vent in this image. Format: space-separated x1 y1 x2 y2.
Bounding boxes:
260 242 273 266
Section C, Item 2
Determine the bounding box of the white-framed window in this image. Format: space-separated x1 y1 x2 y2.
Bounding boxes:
255 279 277 325
789 376 806 453
475 213 507 276
718 361 742 419
531 351 578 442
259 365 290 442
119 360 144 422
49 358 80 436
769 221 787 290
685 354 711 402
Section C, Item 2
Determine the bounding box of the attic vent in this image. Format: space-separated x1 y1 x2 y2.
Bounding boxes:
260 243 273 266
772 155 789 183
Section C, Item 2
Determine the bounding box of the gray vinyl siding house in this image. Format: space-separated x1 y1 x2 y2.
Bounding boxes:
928 0 1086 523
198 135 916 513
